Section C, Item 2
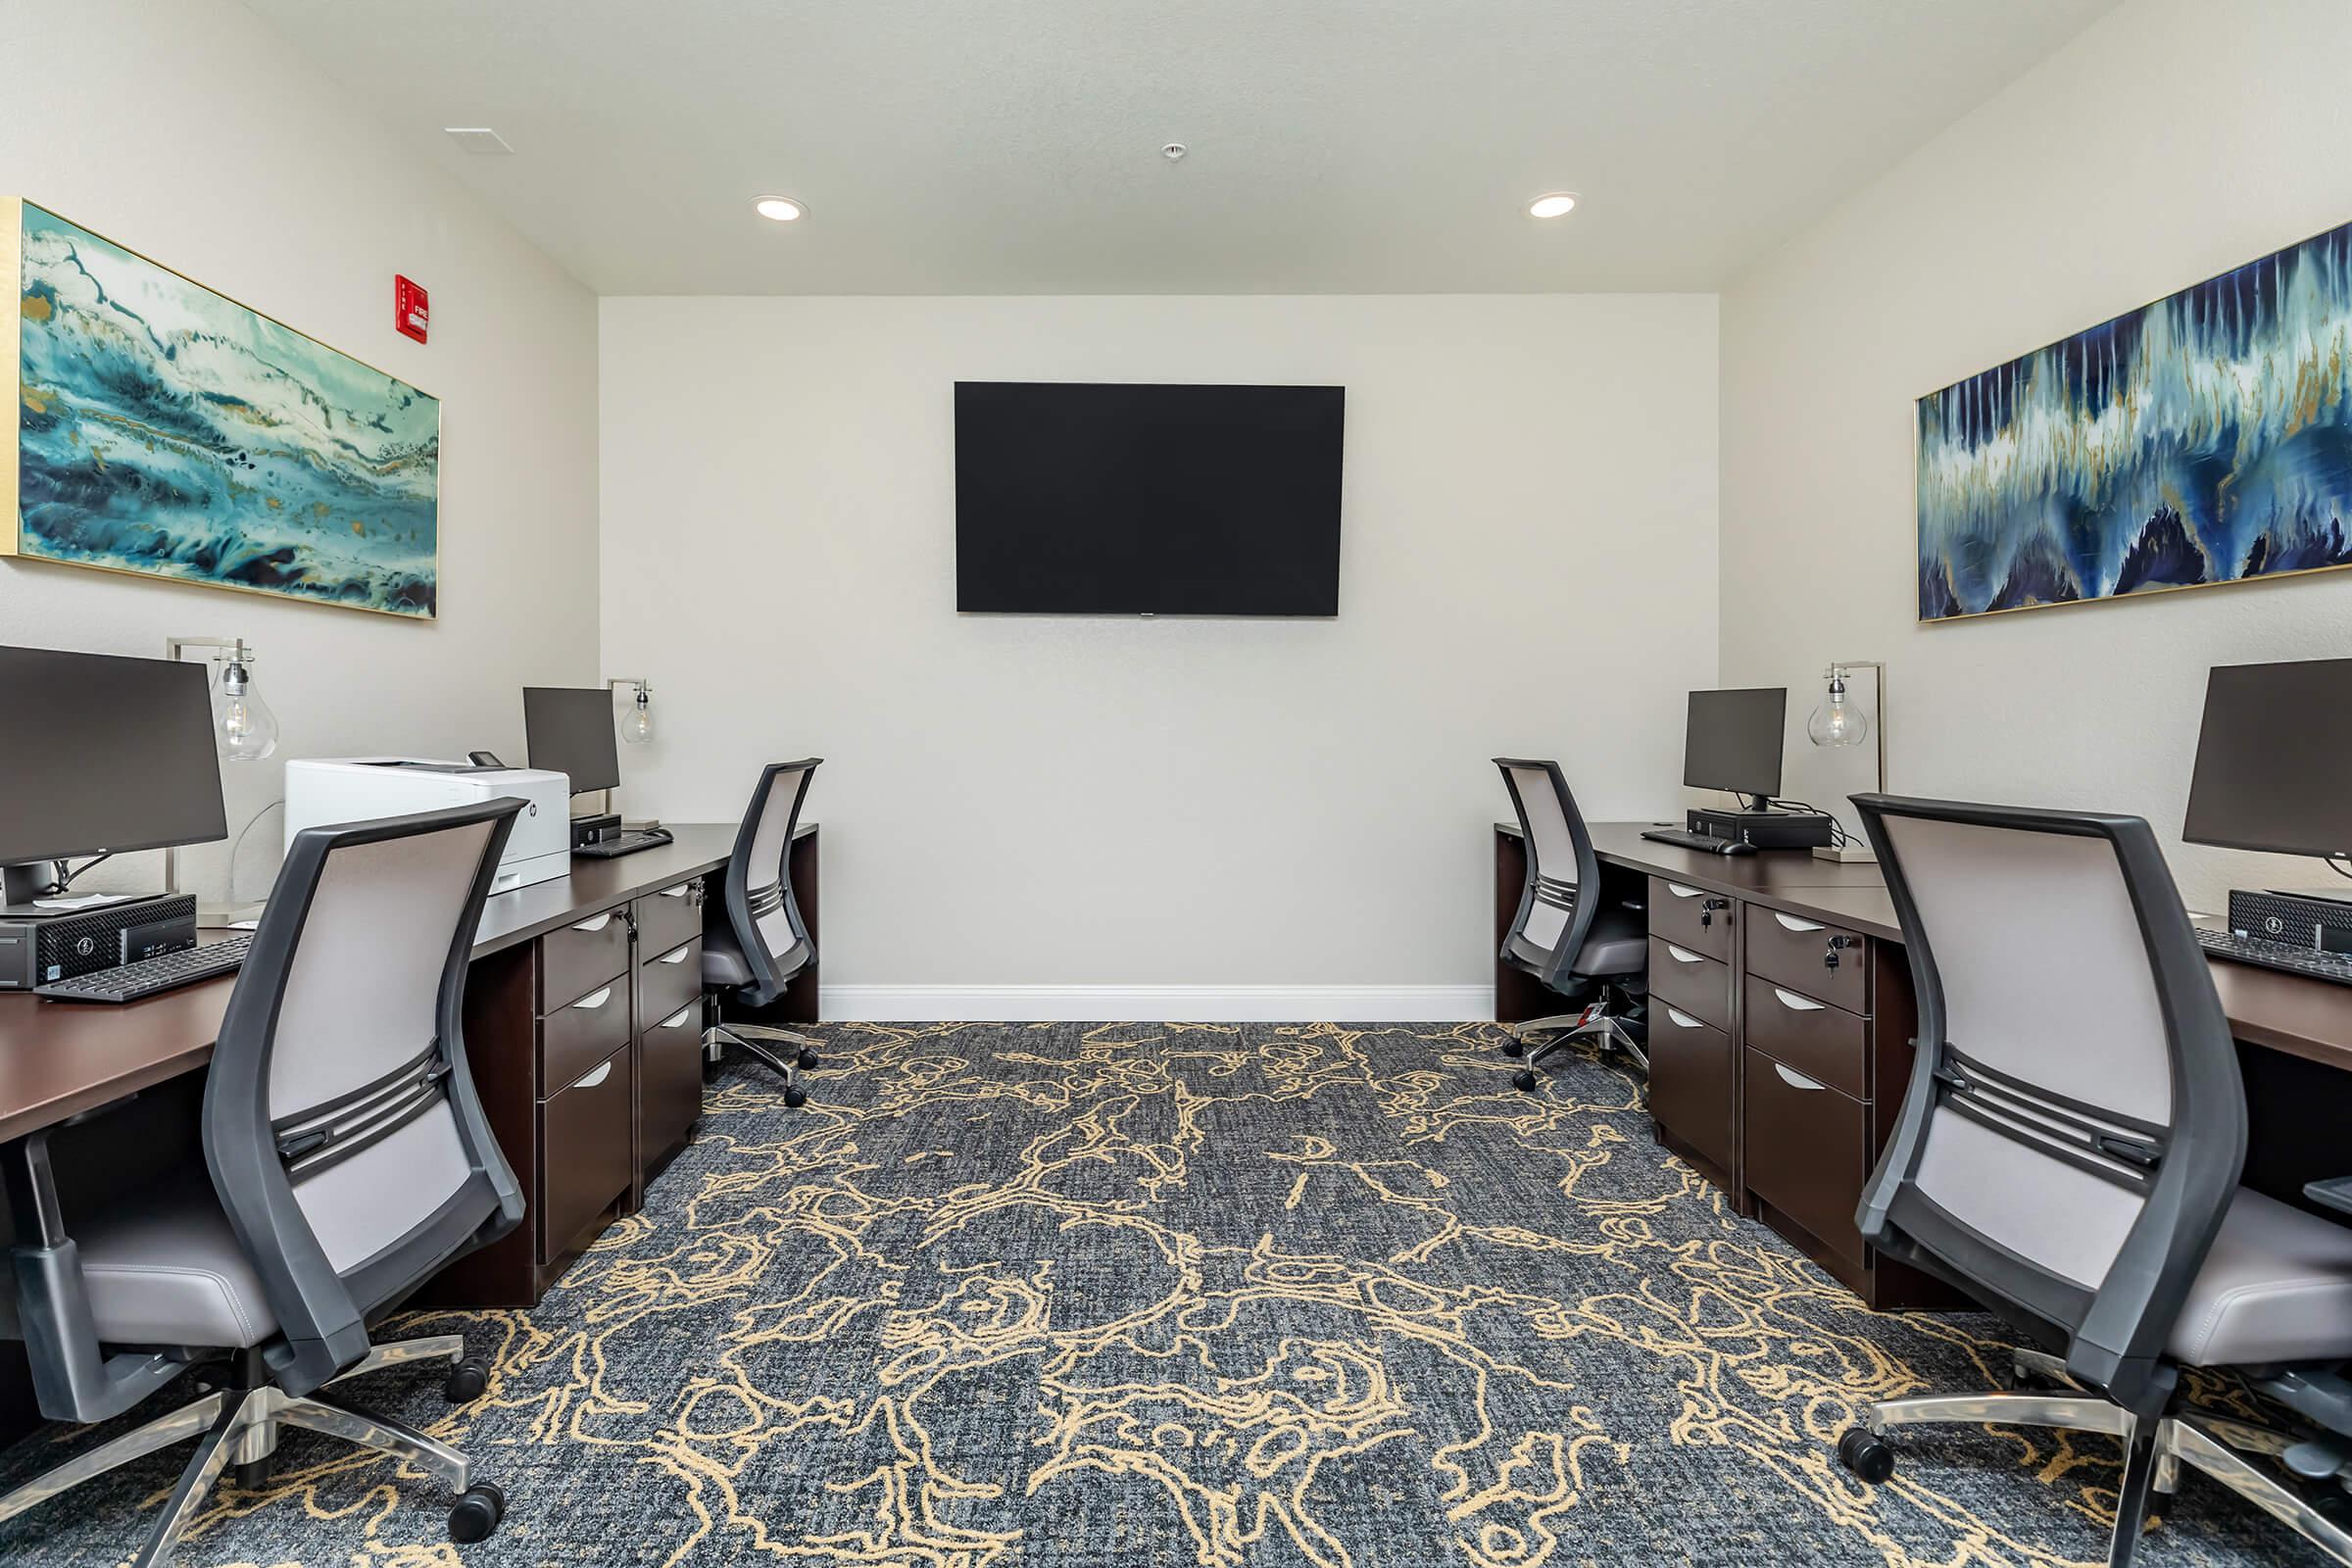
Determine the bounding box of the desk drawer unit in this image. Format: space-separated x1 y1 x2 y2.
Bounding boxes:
1650 1005 1738 1177
1648 878 1735 962
541 907 629 1011
1745 908 1868 1014
1649 937 1734 1034
636 877 704 958
540 977 630 1092
637 937 702 1037
1742 975 1868 1101
537 1046 633 1260
641 998 705 1167
1742 1047 1870 1268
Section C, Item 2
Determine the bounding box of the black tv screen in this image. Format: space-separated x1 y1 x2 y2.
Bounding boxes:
955 381 1345 614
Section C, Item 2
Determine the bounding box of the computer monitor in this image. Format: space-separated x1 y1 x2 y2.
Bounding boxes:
523 687 621 797
2183 658 2352 860
0 645 227 899
1683 687 1787 805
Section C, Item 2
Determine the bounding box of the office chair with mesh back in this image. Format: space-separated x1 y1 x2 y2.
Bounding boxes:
0 801 525 1565
1493 759 1649 1091
1834 794 2352 1566
704 759 824 1108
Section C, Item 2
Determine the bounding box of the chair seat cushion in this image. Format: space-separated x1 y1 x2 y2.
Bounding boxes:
74 1182 275 1350
702 923 755 989
701 922 811 994
1568 906 1647 980
2170 1187 2352 1367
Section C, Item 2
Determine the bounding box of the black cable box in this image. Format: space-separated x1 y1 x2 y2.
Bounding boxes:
0 893 199 990
2226 888 2352 954
1688 807 1837 851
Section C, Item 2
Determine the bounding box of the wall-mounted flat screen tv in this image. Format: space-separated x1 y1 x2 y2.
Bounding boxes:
955 381 1345 615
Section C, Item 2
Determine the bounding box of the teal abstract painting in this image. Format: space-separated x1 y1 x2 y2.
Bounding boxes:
7 200 438 616
1918 220 2352 620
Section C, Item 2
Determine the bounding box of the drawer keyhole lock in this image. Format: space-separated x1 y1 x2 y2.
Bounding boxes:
1699 897 1730 930
1824 934 1858 971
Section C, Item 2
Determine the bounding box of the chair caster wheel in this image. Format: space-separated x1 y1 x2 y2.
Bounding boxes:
234 1456 272 1491
449 1481 506 1544
1501 1039 1526 1058
1510 1069 1538 1093
797 1047 818 1070
784 1084 808 1109
704 1056 720 1084
1838 1428 1894 1485
445 1355 491 1403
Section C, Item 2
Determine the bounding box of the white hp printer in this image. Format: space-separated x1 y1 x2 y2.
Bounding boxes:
282 759 571 894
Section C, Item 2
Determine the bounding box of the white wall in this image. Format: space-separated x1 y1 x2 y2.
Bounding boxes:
601 295 1718 1013
1 0 601 903
1720 0 2352 910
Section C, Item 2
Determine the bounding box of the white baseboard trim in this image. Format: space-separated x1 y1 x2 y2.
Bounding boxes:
818 984 1494 1023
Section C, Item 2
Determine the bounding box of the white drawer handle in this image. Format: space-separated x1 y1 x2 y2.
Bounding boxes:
659 946 691 965
1774 1062 1826 1092
572 985 614 1011
1772 912 1826 933
1665 944 1703 964
571 912 614 934
657 1004 695 1030
659 885 690 898
1663 1006 1703 1030
1666 882 1702 899
1772 987 1827 1012
570 1059 614 1091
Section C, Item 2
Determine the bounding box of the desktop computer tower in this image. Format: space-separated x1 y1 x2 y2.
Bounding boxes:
0 893 199 990
1687 806 1836 851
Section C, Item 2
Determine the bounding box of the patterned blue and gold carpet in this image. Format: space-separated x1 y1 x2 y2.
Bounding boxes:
0 1022 2308 1565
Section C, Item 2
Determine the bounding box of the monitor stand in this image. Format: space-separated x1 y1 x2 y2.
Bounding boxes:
1 861 55 907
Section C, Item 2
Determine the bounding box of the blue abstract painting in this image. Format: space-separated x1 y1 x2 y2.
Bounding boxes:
1918 220 2352 620
9 201 437 616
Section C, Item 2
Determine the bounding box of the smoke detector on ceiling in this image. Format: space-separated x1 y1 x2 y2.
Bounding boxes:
444 127 514 155
1161 143 1188 162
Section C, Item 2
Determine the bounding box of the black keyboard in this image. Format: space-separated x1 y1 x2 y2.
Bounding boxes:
1641 827 1756 857
573 828 674 859
34 933 253 1003
2196 927 2352 986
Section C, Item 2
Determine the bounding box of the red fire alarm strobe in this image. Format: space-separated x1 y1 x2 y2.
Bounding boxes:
395 275 429 344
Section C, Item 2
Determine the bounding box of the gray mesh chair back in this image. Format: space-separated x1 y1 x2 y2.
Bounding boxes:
204 800 526 1396
1494 759 1605 988
720 760 821 1007
1854 794 2245 1416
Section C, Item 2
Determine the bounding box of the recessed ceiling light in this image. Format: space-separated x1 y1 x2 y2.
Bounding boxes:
753 196 806 222
1527 192 1579 220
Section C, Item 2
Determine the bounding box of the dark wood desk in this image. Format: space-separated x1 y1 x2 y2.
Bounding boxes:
1495 819 2352 1303
0 821 820 1444
0 821 817 1284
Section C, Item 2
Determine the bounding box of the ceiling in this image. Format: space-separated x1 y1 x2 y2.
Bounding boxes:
241 0 2114 296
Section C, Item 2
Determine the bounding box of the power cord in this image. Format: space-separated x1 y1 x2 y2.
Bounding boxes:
225 800 285 906
49 852 116 893
1768 797 1855 850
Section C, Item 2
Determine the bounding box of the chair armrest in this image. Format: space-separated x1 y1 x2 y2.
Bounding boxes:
5 1115 187 1424
2305 1176 2352 1219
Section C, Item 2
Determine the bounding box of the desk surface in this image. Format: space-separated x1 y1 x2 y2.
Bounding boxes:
1501 818 2352 1075
0 822 806 1146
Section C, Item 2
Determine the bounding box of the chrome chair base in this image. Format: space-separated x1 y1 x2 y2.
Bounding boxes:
0 1336 480 1567
705 1021 817 1107
1842 1349 2352 1567
1507 1001 1648 1079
